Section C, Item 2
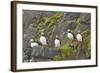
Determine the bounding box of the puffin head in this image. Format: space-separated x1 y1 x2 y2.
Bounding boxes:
41 32 45 36
67 29 71 33
78 30 81 34
30 39 34 42
56 35 59 39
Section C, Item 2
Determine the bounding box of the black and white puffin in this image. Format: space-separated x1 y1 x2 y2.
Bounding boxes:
39 33 47 46
76 31 82 42
54 35 61 47
30 39 39 47
67 29 75 40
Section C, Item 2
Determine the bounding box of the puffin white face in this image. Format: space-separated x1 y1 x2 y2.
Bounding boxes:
78 30 81 33
67 29 70 32
56 35 59 38
41 32 44 36
30 39 34 42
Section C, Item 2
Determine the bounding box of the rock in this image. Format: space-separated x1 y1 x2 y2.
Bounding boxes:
22 10 91 62
31 46 60 59
64 12 80 20
79 13 91 23
65 22 77 30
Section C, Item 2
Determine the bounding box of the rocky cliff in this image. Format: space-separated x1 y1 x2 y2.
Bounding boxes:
22 10 91 62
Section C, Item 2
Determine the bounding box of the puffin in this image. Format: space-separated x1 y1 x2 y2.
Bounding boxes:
54 35 61 47
66 29 76 48
30 39 39 47
39 33 47 46
76 31 82 42
75 31 83 58
67 29 75 40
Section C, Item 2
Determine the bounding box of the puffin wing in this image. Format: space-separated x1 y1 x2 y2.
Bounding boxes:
72 32 76 39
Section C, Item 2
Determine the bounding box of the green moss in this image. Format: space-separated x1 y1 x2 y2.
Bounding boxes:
61 44 73 58
75 18 81 26
82 29 91 49
53 56 62 61
34 12 64 42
